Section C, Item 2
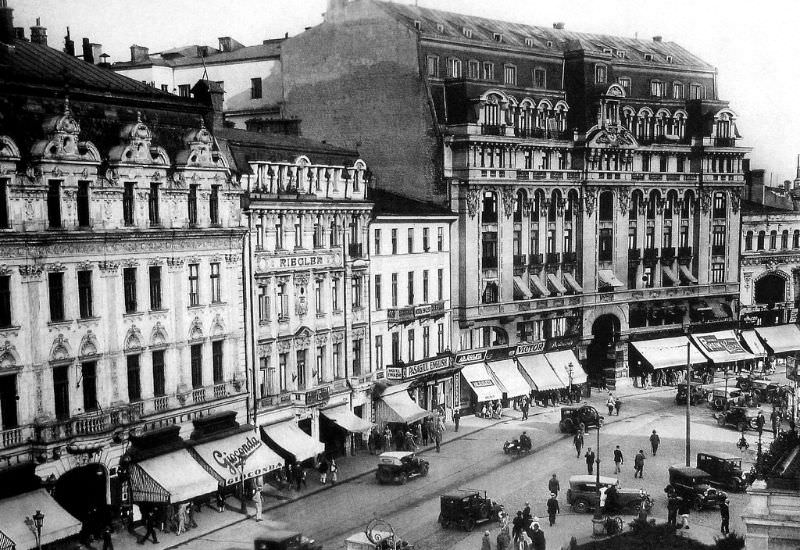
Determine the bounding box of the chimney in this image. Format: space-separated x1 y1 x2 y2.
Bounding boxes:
13 27 23 40
0 0 13 44
652 35 662 42
82 37 102 64
98 52 110 68
64 26 74 56
130 44 149 63
192 79 225 130
553 22 565 30
30 17 46 45
218 36 232 52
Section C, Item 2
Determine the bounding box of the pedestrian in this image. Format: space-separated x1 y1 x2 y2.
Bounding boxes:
546 493 559 526
434 425 442 452
529 522 546 550
496 525 511 550
101 526 113 550
522 398 529 420
512 511 525 542
667 493 679 528
215 490 225 513
175 503 186 535
294 463 306 491
585 447 595 475
518 530 532 550
756 411 766 436
548 474 560 496
522 502 532 523
481 530 492 550
573 431 584 458
649 430 660 456
368 427 376 454
383 427 393 452
634 449 645 478
252 487 263 522
405 429 416 452
186 502 197 529
606 393 615 416
420 420 428 446
318 456 329 484
613 445 624 474
770 409 780 435
329 458 338 485
453 409 461 432
614 399 622 416
720 499 730 534
678 495 691 529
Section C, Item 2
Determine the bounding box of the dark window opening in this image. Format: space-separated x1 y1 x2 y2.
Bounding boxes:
77 181 90 227
47 181 62 228
48 272 65 322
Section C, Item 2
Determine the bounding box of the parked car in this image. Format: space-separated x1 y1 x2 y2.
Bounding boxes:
667 466 727 511
696 452 747 492
708 388 743 411
675 383 709 405
559 406 604 433
565 475 643 514
714 406 762 432
736 375 770 392
376 451 429 484
438 490 505 531
255 530 322 550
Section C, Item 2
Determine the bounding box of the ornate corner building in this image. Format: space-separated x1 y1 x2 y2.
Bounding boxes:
278 0 749 387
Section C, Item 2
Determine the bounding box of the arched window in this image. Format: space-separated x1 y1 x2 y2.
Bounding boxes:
794 230 800 249
566 190 579 221
769 230 777 250
514 190 527 222
744 231 753 251
781 230 789 249
681 192 693 219
482 94 502 128
647 191 660 220
482 282 499 304
757 230 765 250
599 191 614 221
665 190 678 218
531 190 543 218
629 190 642 221
481 191 497 223
548 190 561 222
712 192 726 219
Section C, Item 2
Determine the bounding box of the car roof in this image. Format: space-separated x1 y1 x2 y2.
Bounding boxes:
669 466 710 477
698 451 740 460
569 475 618 484
379 451 413 459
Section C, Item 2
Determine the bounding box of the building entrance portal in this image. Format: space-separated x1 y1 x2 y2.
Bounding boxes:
587 314 621 387
53 463 108 523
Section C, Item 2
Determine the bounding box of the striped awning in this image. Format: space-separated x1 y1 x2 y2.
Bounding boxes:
529 275 550 297
513 276 532 299
547 273 567 294
130 449 219 503
563 272 583 293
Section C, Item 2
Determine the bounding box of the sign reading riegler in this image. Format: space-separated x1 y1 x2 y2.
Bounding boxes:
386 356 452 380
256 251 341 273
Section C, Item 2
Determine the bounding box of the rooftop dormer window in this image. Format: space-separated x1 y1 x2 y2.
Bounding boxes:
666 55 674 63
436 23 444 33
525 37 534 47
414 20 421 31
616 50 627 59
462 27 473 38
546 40 553 48
493 32 503 42
602 47 613 54
644 53 653 61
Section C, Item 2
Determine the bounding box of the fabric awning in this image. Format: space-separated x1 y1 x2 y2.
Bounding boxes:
261 420 325 463
513 276 532 299
563 272 583 293
740 330 767 357
190 429 284 487
130 448 219 503
679 265 698 283
529 275 550 297
321 405 373 434
545 350 587 385
460 362 502 402
0 530 12 550
631 336 707 370
0 490 81 550
755 324 800 354
692 330 755 364
598 269 624 288
547 273 567 294
516 353 566 390
662 265 679 285
486 359 532 398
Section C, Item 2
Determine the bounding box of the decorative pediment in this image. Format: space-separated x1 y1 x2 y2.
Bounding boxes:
30 99 101 164
150 322 168 347
0 340 19 368
175 118 229 171
188 316 204 341
108 112 170 167
0 135 21 161
79 330 99 357
49 334 73 362
210 314 225 338
124 325 144 352
586 125 638 149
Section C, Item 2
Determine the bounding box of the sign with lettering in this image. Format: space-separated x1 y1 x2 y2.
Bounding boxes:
295 386 331 406
256 251 341 273
192 431 282 486
387 301 446 324
455 350 487 365
385 356 452 381
694 335 747 354
511 342 545 356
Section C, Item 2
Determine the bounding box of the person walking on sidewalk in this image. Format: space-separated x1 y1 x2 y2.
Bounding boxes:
434 424 442 452
329 458 338 485
383 427 392 452
585 448 596 475
614 399 622 416
548 474 560 496
546 493 560 526
481 530 493 550
453 409 460 432
634 450 646 478
175 502 187 535
252 487 263 522
613 445 624 474
667 493 679 528
573 431 584 458
719 499 730 534
530 522 545 550
137 508 159 544
649 430 660 456
606 393 615 416
756 411 766 436
770 408 781 435
318 456 329 484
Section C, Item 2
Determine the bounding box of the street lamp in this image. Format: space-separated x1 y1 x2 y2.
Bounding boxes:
238 455 248 515
583 405 603 524
32 510 44 550
567 362 574 403
684 324 692 467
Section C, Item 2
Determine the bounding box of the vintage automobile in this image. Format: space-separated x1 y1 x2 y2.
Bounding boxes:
667 466 727 511
255 530 322 550
736 375 770 392
559 406 604 433
748 380 792 406
696 452 747 492
708 387 743 411
438 490 505 531
675 383 709 405
376 451 429 485
714 406 763 432
565 475 644 514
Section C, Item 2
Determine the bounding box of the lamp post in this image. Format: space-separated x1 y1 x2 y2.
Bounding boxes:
584 405 602 524
567 362 574 403
684 324 692 467
32 510 44 550
238 455 248 515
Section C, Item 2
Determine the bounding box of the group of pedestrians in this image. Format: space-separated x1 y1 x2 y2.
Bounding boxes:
606 392 622 416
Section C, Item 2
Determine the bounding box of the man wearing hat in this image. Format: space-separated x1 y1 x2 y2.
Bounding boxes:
547 474 560 496
546 493 560 526
481 530 492 550
719 498 730 534
530 522 546 550
522 502 532 523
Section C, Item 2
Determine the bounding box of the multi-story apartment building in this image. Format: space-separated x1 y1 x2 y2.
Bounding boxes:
276 0 749 387
367 189 456 423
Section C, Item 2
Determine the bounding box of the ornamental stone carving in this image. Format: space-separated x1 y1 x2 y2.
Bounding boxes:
276 339 293 352
124 326 145 352
19 264 44 281
49 334 72 362
30 99 101 165
108 112 170 167
257 343 273 357
699 188 712 214
583 189 597 217
730 189 741 214
501 188 515 219
98 260 119 275
188 317 204 342
79 331 99 357
315 332 329 345
466 188 480 218
150 322 168 348
0 341 19 368
331 331 345 343
617 188 630 214
167 257 185 272
211 314 225 338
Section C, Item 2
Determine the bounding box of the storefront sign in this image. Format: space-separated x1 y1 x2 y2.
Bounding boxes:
455 350 487 365
546 336 579 351
471 379 495 387
293 386 331 406
256 251 341 273
694 335 746 355
385 356 452 380
386 367 403 380
387 301 446 324
511 342 545 356
213 435 264 477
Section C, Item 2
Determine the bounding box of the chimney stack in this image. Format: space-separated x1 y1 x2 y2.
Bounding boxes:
652 35 662 42
82 37 102 64
30 16 46 45
553 22 565 30
0 0 13 44
64 26 74 55
192 80 225 130
218 36 232 52
130 44 149 62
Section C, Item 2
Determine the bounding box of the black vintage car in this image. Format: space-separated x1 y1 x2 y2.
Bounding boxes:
696 452 747 492
438 490 505 531
559 405 604 433
714 406 762 432
254 530 321 550
675 383 709 405
667 466 727 511
376 452 429 484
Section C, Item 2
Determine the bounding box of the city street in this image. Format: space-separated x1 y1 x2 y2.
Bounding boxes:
175 382 777 550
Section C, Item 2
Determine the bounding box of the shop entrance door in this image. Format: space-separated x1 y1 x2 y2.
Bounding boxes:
54 463 108 523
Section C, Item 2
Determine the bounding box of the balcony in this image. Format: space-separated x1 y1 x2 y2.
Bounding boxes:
513 254 527 267
0 425 32 449
643 248 659 261
481 124 505 136
529 253 544 267
661 247 676 261
628 248 641 261
546 252 561 264
33 405 139 444
348 243 364 258
714 137 736 147
678 246 693 258
562 251 577 264
711 245 726 256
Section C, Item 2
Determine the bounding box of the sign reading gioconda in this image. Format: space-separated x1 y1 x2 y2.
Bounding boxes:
386 356 453 381
256 250 342 273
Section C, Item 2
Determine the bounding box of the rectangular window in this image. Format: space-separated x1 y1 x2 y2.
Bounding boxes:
483 62 495 80
642 154 651 172
279 353 288 391
617 77 631 94
123 182 135 226
48 272 64 322
333 343 342 379
77 181 90 227
294 216 302 248
628 226 637 250
407 271 414 305
530 230 539 254
332 278 340 311
690 84 704 100
407 330 415 362
78 270 93 319
0 275 10 327
53 365 70 420
210 186 219 225
123 267 137 313
504 64 517 85
563 229 573 253
645 226 655 249
423 326 430 357
314 280 322 313
422 270 429 303
127 354 142 402
407 228 414 253
191 344 203 389
391 273 398 307
178 84 191 97
276 215 285 249
210 262 221 303
148 182 160 226
673 82 684 99
315 348 324 385
374 229 381 255
659 155 668 172
679 226 689 248
391 229 397 254
47 181 62 228
447 57 461 78
438 323 445 352
374 335 383 371
437 269 443 301
0 179 8 229
149 266 162 310
391 332 400 364
468 60 480 79
352 339 362 376
711 263 725 283
663 226 672 248
188 184 198 225
81 361 98 412
426 55 439 77
423 227 430 251
437 227 444 251
533 68 546 88
277 283 288 318
599 229 613 261
352 276 362 308
212 340 223 384
595 65 607 84
259 285 270 321
250 77 262 99
374 275 382 310
188 264 199 306
651 80 665 97
547 229 556 254
295 349 306 389
152 350 166 397
676 156 685 173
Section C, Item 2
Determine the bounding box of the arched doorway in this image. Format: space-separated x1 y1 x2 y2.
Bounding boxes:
587 314 621 386
53 464 108 523
754 274 787 326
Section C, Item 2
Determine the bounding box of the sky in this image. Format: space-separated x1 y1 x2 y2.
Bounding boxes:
11 0 800 183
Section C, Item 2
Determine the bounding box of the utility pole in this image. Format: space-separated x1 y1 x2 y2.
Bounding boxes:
686 340 691 466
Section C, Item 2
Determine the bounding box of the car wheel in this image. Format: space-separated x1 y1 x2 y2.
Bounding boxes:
464 519 476 532
400 473 408 485
717 416 726 426
714 398 725 410
560 419 572 433
737 421 747 433
573 499 590 513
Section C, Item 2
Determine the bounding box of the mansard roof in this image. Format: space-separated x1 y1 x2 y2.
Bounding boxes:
376 1 714 70
113 41 283 70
